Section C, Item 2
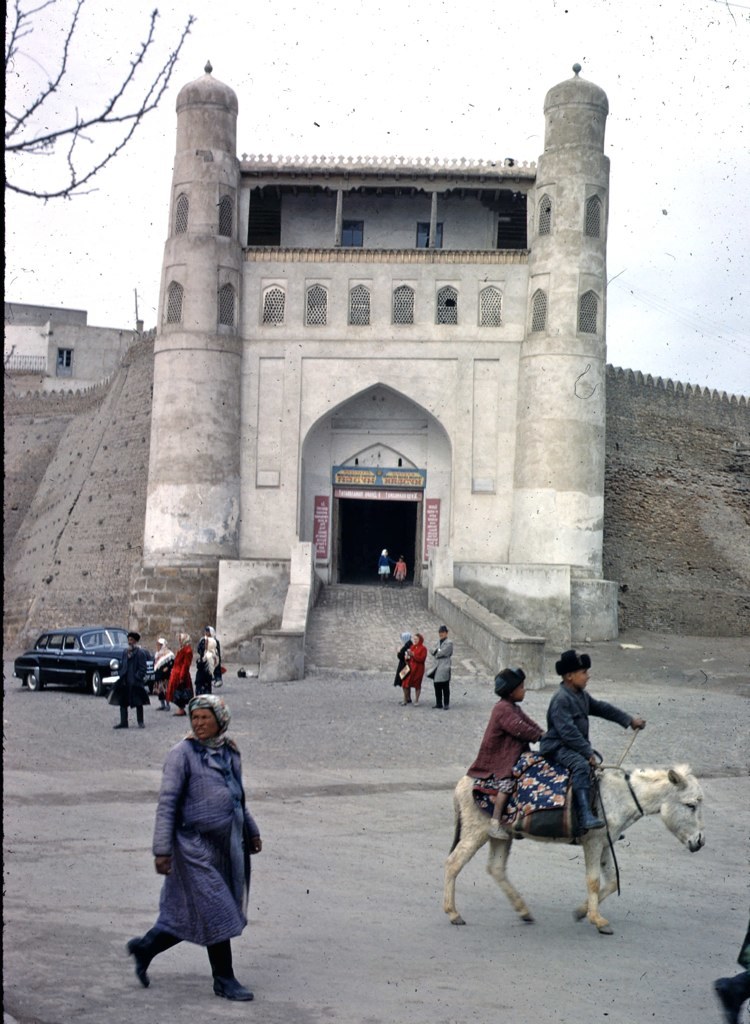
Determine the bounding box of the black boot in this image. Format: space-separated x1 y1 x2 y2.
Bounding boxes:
126 938 151 988
574 786 605 832
213 976 254 1001
114 707 129 729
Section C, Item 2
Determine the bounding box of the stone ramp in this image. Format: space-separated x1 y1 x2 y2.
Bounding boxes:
305 584 491 676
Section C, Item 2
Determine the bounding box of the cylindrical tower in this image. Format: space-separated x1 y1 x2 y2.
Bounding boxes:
510 65 610 578
143 63 242 565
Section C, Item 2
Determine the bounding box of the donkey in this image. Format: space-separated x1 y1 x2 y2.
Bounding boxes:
443 764 705 934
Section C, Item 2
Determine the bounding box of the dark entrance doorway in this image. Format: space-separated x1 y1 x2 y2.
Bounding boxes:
337 498 419 584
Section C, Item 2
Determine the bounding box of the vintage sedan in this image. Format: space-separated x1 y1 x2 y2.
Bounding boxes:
13 627 155 697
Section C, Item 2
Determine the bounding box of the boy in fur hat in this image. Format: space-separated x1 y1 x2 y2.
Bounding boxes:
540 649 646 832
467 667 543 838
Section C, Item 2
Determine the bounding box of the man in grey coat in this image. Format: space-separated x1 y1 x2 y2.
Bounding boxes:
431 625 453 709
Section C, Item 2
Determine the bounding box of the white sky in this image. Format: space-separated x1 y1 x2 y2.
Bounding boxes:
5 0 750 395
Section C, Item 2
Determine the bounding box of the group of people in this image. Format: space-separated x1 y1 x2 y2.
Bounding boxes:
109 626 224 728
394 625 453 707
467 648 646 838
378 549 408 585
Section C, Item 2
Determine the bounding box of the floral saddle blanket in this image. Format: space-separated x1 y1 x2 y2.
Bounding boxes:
472 752 577 839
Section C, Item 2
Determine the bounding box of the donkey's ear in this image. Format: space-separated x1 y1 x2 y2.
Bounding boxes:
667 768 686 788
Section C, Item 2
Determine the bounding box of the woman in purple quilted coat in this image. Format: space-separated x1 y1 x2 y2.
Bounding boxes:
127 695 262 1001
467 667 543 839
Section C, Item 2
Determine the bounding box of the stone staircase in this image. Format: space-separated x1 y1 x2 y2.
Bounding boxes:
304 584 490 676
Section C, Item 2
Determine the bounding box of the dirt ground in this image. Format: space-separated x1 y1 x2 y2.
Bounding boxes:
3 629 749 1024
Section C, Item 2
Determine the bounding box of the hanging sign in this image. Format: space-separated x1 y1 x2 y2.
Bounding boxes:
313 495 330 559
424 498 440 560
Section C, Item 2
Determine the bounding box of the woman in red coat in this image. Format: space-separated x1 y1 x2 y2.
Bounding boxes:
166 633 194 717
467 667 543 837
403 632 427 705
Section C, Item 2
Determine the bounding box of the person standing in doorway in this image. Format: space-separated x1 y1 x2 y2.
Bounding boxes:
394 555 408 585
377 548 395 584
109 631 150 729
430 625 453 709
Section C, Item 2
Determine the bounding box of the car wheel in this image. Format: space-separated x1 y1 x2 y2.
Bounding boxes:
26 669 43 691
90 670 104 697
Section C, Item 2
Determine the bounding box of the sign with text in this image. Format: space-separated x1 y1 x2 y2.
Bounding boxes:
424 498 440 561
313 495 330 560
334 488 423 502
332 466 426 490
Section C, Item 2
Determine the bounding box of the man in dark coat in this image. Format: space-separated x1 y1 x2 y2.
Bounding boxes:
109 631 150 729
540 649 645 832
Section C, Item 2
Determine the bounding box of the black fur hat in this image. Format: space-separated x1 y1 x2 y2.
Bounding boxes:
494 666 526 697
555 649 591 676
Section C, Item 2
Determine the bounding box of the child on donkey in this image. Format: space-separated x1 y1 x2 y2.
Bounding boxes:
467 667 544 839
539 649 646 833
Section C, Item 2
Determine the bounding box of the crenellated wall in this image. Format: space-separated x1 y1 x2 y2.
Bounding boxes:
604 366 749 636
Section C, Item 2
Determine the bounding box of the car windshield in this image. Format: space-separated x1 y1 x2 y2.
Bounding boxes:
81 629 129 649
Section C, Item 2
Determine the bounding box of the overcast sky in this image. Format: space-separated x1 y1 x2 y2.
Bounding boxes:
5 0 749 395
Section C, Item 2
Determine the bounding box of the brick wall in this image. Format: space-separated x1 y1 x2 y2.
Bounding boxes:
604 368 750 635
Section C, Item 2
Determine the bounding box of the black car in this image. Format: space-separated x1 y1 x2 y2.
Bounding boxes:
13 627 155 697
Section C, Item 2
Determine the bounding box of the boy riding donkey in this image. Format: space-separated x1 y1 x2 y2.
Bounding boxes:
540 649 646 833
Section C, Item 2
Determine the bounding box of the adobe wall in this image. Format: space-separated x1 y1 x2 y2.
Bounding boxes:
604 368 749 636
3 334 155 651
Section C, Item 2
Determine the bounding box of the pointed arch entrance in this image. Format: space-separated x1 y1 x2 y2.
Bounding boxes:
300 384 452 586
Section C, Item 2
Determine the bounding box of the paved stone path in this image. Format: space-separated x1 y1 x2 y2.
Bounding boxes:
304 583 489 676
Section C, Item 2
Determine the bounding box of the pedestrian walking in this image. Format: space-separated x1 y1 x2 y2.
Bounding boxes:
153 638 175 711
429 625 453 709
108 631 150 729
126 694 263 1001
167 633 193 716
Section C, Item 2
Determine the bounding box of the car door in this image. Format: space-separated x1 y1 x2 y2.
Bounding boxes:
41 633 64 684
61 634 84 685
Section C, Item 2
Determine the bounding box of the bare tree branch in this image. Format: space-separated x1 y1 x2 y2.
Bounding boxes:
5 0 194 200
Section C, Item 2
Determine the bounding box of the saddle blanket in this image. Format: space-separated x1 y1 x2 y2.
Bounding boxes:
472 752 576 839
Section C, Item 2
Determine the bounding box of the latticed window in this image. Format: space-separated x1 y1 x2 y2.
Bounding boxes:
306 285 327 326
218 195 233 237
349 285 370 325
479 286 502 326
531 289 547 332
585 195 602 238
262 287 285 324
393 285 414 324
166 282 183 323
578 291 598 333
218 283 235 326
437 286 458 325
175 194 189 234
538 195 552 235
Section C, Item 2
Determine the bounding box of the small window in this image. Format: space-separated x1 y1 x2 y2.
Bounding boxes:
538 195 552 235
479 287 502 326
342 220 364 247
585 195 602 238
35 635 49 650
578 291 598 333
393 285 414 324
63 635 80 651
218 195 233 237
262 286 285 324
175 193 189 234
166 282 183 324
218 283 235 327
416 222 443 248
46 634 64 651
306 285 327 326
437 286 458 325
56 348 73 376
349 284 370 325
531 289 547 332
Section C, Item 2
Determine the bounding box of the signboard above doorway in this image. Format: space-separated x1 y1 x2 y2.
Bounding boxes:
332 466 426 489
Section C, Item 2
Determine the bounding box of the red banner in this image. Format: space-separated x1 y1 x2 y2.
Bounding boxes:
314 496 329 560
424 498 440 560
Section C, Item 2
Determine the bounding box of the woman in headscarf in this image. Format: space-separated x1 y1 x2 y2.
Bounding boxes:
403 631 427 705
394 631 412 700
207 625 224 689
377 548 394 583
153 637 175 711
127 695 262 1001
166 633 193 716
195 626 219 696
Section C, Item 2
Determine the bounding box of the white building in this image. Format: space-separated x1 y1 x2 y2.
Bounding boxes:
143 62 615 662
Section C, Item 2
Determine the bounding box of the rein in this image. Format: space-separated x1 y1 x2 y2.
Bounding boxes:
594 731 645 897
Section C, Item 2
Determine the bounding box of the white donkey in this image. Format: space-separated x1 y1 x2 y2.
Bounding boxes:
443 764 705 934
